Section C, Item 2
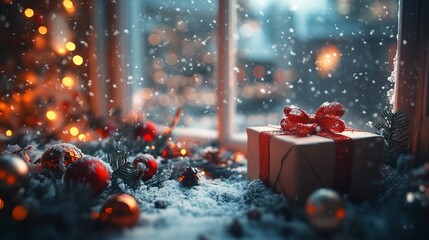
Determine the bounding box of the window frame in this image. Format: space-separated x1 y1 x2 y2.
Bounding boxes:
89 0 429 158
395 0 429 161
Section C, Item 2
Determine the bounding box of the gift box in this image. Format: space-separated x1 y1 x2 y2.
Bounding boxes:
247 126 383 203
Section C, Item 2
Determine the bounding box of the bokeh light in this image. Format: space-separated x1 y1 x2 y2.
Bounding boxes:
12 205 27 221
72 55 83 65
63 0 73 9
62 76 74 87
38 26 48 35
78 133 86 141
58 48 67 55
5 130 12 137
316 45 341 77
70 127 79 136
24 8 34 18
66 42 76 51
46 110 57 121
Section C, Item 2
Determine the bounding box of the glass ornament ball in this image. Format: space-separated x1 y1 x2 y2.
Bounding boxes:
134 121 158 142
305 188 346 232
40 143 83 174
133 154 158 181
0 154 29 193
99 193 140 228
64 156 111 196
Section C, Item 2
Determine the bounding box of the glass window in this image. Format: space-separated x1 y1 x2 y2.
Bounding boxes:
234 0 398 132
123 1 218 130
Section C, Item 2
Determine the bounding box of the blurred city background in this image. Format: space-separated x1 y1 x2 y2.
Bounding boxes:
129 0 398 132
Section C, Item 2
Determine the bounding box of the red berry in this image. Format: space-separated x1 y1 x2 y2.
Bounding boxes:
64 156 111 196
133 154 157 181
134 121 157 142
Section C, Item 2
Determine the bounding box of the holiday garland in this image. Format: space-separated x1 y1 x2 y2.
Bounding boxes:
1 110 429 239
0 117 249 239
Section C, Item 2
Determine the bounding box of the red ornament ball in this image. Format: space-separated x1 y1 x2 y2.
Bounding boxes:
99 193 140 228
306 188 346 232
134 121 157 142
0 155 29 193
40 143 83 174
64 156 111 196
133 154 157 181
96 121 119 139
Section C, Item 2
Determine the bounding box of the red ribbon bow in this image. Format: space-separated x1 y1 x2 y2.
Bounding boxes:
280 102 346 135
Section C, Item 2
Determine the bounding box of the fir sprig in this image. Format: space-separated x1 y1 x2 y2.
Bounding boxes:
105 145 140 188
375 109 410 167
145 168 173 188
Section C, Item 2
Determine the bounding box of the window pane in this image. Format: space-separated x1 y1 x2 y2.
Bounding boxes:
235 0 398 131
127 1 218 129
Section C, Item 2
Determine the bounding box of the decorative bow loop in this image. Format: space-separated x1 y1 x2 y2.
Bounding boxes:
280 102 346 135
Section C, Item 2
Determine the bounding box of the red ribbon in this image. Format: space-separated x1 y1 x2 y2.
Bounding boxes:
258 102 355 194
280 102 346 135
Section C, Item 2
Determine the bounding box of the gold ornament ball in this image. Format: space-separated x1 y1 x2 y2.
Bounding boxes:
305 188 346 232
40 143 83 173
0 154 29 193
99 193 140 228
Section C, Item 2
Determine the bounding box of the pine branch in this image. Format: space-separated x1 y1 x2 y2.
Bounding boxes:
106 146 129 171
145 168 173 188
112 162 141 188
105 144 140 187
375 109 410 167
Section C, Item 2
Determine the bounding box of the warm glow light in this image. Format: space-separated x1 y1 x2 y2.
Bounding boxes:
38 26 47 35
63 0 75 13
70 127 79 136
0 198 4 210
72 55 83 65
58 48 66 55
46 110 57 121
34 35 46 49
78 134 86 141
24 8 34 18
180 149 187 156
0 102 7 110
24 72 37 85
50 14 71 53
63 0 74 9
5 130 12 137
66 42 76 51
12 205 27 221
316 45 341 77
62 76 74 87
22 91 34 103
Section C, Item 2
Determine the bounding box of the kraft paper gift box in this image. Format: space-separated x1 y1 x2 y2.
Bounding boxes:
247 126 383 203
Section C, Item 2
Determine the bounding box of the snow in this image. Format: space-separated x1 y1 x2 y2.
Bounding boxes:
387 53 397 106
114 179 294 240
